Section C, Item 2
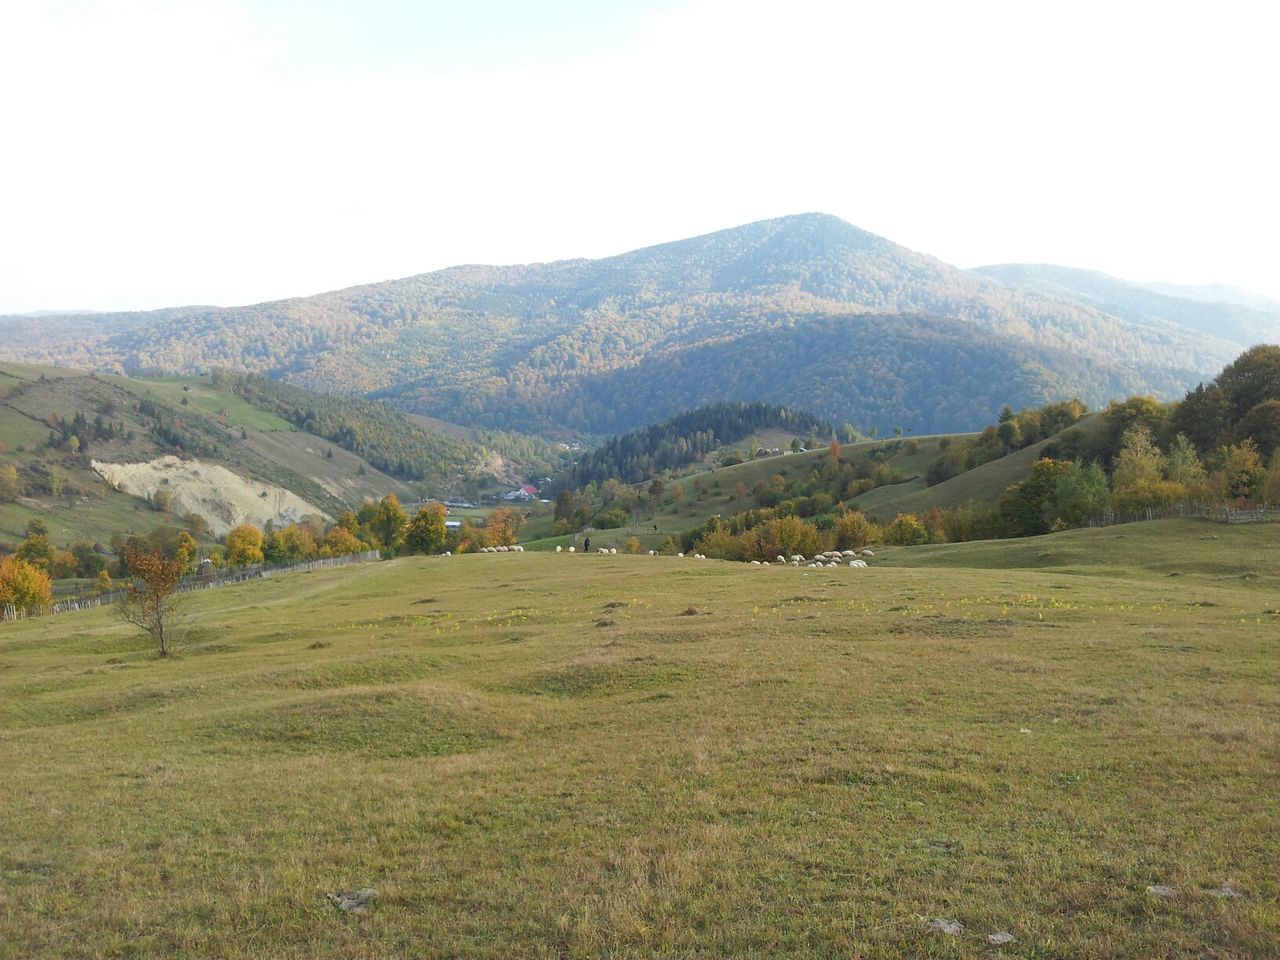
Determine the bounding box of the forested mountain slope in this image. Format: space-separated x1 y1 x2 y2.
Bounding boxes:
0 214 1249 435
974 263 1280 350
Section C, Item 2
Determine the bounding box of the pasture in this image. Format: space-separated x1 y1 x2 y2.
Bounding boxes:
0 520 1275 958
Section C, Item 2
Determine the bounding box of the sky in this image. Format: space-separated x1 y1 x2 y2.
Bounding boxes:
2 0 1277 313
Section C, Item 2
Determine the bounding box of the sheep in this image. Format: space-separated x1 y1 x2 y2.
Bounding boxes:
841 550 856 557
609 548 617 555
750 560 761 566
444 551 452 557
568 546 575 553
860 549 875 558
791 560 799 567
776 555 787 564
648 550 657 556
678 552 684 558
555 545 562 553
848 558 867 568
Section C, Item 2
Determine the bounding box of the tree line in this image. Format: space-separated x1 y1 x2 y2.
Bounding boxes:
563 402 831 489
669 346 1280 560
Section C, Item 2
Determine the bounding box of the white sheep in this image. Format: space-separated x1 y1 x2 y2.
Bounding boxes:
678 552 684 558
750 560 761 566
791 560 799 567
556 545 562 553
568 546 575 553
609 548 617 555
776 555 786 564
861 549 875 557
648 550 656 556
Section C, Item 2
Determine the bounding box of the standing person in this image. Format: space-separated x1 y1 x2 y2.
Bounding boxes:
583 536 591 554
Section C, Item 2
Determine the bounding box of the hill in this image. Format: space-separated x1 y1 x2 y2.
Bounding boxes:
1 523 1275 957
0 361 492 549
563 401 831 489
0 213 1248 436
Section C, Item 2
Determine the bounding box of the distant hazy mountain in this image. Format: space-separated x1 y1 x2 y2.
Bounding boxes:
973 263 1280 350
1141 281 1280 313
0 214 1257 435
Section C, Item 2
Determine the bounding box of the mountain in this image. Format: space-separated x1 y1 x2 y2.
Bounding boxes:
973 263 1280 350
0 213 1253 436
1141 281 1280 313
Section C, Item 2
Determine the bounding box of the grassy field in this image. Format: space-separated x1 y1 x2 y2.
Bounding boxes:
119 375 295 433
1 519 1275 957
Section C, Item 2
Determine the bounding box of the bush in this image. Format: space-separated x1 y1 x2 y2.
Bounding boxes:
0 555 54 609
593 508 629 529
883 513 928 546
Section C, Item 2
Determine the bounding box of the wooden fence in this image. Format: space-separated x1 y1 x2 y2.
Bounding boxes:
2 550 380 624
1085 502 1280 528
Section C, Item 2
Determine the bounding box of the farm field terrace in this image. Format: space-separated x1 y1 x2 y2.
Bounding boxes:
0 520 1276 958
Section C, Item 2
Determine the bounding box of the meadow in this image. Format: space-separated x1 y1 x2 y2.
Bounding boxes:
0 520 1276 958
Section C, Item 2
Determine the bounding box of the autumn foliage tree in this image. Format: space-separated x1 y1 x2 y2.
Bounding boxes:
118 547 185 656
225 524 265 566
484 507 522 547
0 555 54 610
369 494 408 556
404 503 448 555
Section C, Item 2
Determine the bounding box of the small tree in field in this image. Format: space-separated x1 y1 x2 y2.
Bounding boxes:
118 547 185 656
883 513 929 546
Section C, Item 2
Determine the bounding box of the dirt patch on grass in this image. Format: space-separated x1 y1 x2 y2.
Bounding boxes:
213 691 500 758
896 616 1019 637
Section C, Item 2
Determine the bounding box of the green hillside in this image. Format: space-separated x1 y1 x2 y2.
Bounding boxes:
1 214 1240 436
0 362 465 550
1 521 1274 957
522 435 967 553
850 415 1107 521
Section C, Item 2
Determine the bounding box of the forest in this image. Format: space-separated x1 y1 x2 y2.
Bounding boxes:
226 373 479 487
564 402 830 488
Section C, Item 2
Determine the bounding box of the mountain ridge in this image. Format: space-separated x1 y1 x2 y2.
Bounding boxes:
0 213 1262 436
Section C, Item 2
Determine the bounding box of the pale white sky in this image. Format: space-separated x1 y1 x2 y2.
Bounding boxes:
2 0 1277 313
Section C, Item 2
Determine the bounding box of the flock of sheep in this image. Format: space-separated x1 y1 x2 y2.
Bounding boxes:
535 544 875 568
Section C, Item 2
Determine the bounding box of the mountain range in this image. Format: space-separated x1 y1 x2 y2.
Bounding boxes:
3 213 1275 437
